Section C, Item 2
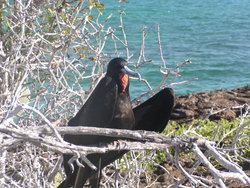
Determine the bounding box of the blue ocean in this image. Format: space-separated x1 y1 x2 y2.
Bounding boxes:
101 0 250 96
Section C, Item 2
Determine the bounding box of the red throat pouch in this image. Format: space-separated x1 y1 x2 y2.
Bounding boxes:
119 73 129 92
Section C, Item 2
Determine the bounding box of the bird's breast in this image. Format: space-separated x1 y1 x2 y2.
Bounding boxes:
111 93 135 129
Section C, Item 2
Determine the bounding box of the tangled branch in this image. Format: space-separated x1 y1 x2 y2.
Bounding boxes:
0 0 249 187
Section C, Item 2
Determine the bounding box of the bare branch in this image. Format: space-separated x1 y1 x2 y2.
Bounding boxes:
0 1 249 187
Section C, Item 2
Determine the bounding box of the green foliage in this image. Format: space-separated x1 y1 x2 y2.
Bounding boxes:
54 173 63 188
115 118 250 172
154 150 167 164
88 0 105 12
151 118 250 166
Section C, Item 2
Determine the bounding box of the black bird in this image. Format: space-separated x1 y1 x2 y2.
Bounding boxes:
58 57 141 188
58 58 175 188
77 87 175 185
59 89 175 187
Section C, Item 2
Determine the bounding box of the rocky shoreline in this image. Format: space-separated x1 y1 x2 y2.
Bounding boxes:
171 85 250 124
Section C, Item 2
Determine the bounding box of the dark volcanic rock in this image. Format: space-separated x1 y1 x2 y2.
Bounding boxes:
171 85 250 123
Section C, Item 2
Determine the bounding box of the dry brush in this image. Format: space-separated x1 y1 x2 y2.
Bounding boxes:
0 0 249 187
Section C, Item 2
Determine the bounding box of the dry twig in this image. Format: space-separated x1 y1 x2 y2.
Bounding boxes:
0 1 249 187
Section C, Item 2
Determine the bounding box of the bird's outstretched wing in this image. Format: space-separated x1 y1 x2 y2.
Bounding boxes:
64 76 118 145
59 77 118 188
133 88 175 132
68 76 118 127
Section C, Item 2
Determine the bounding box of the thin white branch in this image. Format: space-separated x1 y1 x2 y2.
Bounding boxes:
192 143 226 188
157 24 167 68
205 142 250 185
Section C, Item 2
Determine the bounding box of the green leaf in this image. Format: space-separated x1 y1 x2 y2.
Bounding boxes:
87 15 94 20
47 8 53 14
95 3 104 9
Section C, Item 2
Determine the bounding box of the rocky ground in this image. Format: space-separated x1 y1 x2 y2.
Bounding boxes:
149 85 250 188
171 84 250 123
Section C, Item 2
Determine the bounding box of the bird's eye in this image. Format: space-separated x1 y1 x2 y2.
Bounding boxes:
120 62 127 67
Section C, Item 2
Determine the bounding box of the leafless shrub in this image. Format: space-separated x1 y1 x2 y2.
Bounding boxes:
0 1 249 188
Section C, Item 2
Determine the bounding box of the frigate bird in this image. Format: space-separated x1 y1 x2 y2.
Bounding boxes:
58 57 141 188
58 58 175 188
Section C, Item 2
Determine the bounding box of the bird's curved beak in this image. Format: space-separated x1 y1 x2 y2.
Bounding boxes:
121 66 141 80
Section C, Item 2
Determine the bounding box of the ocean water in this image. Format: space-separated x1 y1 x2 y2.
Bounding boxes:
101 0 250 96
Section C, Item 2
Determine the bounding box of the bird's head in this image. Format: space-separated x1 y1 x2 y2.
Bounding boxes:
107 57 141 92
